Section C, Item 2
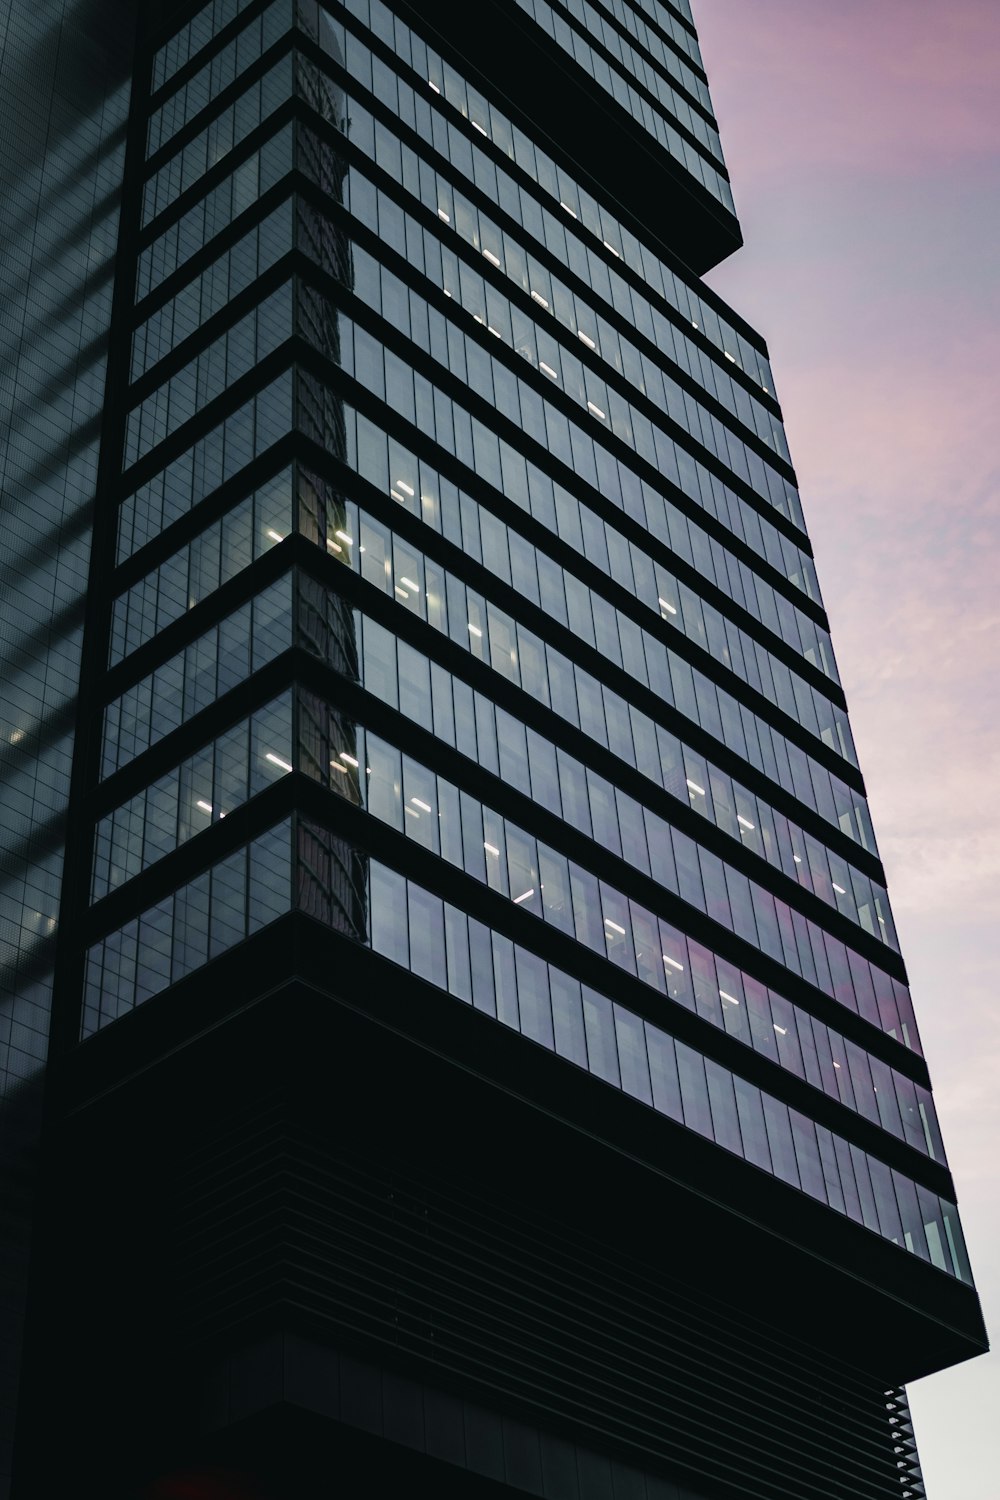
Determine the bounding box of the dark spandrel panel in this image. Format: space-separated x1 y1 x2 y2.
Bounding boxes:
366 0 735 258
101 573 294 775
130 199 295 382
335 169 792 496
142 51 294 227
507 0 727 180
629 0 703 69
82 819 295 1036
91 691 293 901
578 0 714 116
305 26 779 507
151 0 259 94
332 145 789 465
136 122 294 300
353 851 968 1283
292 679 935 1155
322 468 875 930
564 2 716 151
311 5 765 386
110 469 292 663
117 372 294 556
0 0 135 1484
124 280 295 466
313 487 899 973
666 0 695 28
146 0 293 159
335 316 855 763
299 391 847 836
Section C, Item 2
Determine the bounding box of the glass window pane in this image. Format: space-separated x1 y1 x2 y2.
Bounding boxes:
614 1005 652 1104
515 945 554 1049
675 1041 713 1140
370 863 408 968
443 903 472 1003
761 1096 800 1188
705 1059 742 1155
408 882 446 984
468 917 497 1017
492 931 519 1030
733 1077 770 1172
582 986 620 1086
551 969 587 1067
646 1025 682 1121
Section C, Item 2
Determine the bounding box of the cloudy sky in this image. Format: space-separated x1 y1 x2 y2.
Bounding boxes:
693 1 1000 1492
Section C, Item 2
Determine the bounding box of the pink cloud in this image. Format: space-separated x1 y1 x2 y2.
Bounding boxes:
696 8 1000 1488
698 0 1000 180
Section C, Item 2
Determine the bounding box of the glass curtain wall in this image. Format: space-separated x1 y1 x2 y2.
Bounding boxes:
72 0 970 1333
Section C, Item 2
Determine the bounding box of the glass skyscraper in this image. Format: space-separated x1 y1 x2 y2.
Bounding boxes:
1 0 986 1496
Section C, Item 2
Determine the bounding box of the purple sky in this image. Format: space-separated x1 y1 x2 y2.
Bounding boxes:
693 1 1000 1491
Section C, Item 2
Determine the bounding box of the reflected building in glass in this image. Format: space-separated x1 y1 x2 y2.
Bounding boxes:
3 0 986 1496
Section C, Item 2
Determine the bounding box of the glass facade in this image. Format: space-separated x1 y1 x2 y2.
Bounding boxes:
62 0 968 1294
4 0 979 1492
0 1 135 1489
